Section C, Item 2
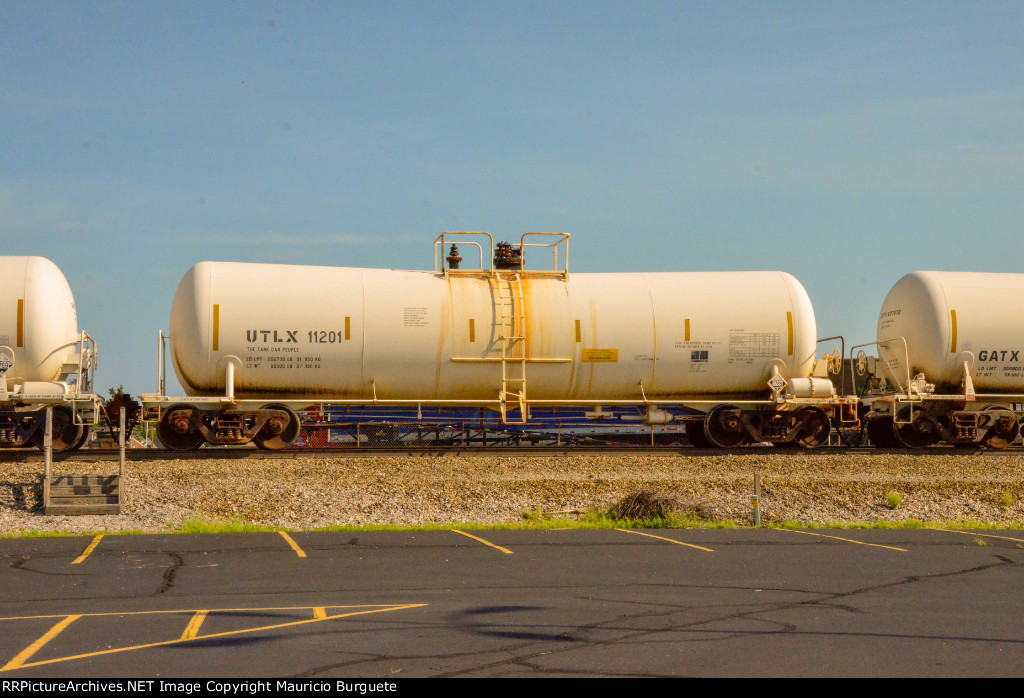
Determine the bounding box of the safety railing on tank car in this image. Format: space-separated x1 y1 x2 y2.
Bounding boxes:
434 232 491 275
849 337 913 398
434 231 570 278
74 331 99 394
517 232 570 278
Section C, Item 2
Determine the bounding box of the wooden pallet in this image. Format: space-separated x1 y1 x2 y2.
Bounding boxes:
43 474 121 516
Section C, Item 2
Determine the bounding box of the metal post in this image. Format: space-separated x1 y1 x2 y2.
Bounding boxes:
752 473 761 527
43 406 52 508
119 407 126 500
158 330 166 397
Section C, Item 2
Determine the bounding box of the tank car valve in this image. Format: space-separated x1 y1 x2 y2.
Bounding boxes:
494 241 523 269
446 244 462 270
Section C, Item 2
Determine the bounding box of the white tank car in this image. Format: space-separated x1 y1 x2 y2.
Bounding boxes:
0 256 101 451
151 236 844 451
877 271 1024 393
0 257 80 387
169 262 819 403
865 271 1024 448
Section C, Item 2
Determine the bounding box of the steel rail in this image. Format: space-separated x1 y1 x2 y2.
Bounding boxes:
2 444 1020 462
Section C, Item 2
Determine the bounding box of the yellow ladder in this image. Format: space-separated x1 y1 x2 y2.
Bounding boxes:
494 272 527 423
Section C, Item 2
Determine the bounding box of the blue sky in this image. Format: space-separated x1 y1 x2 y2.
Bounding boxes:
2 1 1022 397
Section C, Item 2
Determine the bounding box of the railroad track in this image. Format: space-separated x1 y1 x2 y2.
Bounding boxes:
2 444 1020 462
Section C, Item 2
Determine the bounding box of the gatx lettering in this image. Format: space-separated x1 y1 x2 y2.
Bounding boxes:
246 330 298 343
978 350 1020 362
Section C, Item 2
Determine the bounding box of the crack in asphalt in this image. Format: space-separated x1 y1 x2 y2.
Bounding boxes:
4 554 85 577
157 553 184 594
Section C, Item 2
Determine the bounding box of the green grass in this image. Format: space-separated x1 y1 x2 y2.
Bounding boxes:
2 515 1023 539
886 492 904 510
3 528 147 538
171 517 278 534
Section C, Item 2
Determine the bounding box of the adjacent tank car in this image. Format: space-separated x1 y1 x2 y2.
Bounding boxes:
857 271 1024 448
144 233 849 450
0 256 103 451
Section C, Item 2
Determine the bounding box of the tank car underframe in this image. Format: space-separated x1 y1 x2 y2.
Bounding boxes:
0 396 102 452
141 393 854 451
864 395 1023 449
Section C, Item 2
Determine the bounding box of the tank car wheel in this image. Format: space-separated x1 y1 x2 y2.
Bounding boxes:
866 417 899 448
892 408 937 449
30 407 86 453
157 405 205 451
980 405 1020 450
68 426 90 452
793 407 831 449
252 404 300 451
684 418 712 448
704 404 747 448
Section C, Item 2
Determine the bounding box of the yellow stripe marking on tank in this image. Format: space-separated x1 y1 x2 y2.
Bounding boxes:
16 299 24 348
469 318 475 342
212 304 220 352
575 319 581 342
345 316 351 340
786 311 794 355
2 614 80 670
950 309 957 353
684 318 690 342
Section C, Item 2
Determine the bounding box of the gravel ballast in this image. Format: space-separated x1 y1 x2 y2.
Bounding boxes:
1 453 1023 535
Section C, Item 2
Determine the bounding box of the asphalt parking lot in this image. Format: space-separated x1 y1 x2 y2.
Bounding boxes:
2 528 1023 677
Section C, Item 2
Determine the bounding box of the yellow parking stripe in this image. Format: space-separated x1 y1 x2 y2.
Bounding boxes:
180 611 208 640
2 614 80 670
934 529 1024 544
0 605 426 672
278 531 307 558
0 604 415 622
452 530 513 554
616 529 714 552
313 607 327 620
779 529 907 551
72 535 103 565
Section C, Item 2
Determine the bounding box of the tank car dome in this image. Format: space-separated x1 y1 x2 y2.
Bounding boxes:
0 256 80 387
